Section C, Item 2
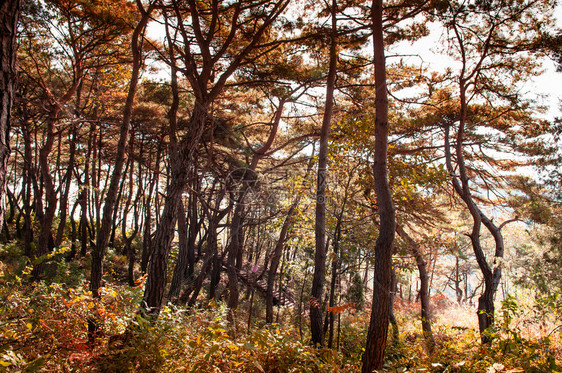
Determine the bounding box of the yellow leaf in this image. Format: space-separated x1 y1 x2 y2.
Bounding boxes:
26 323 32 331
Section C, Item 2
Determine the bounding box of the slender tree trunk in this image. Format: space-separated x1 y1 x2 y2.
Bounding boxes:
32 55 84 279
56 127 78 247
187 192 198 276
141 146 160 273
444 117 504 343
311 0 338 346
0 0 19 229
90 2 153 298
266 196 300 323
362 0 396 370
327 164 354 348
226 199 244 313
68 200 79 259
122 139 141 286
32 111 60 280
21 118 34 257
327 227 341 348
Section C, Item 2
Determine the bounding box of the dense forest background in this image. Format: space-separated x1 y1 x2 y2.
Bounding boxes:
0 0 562 371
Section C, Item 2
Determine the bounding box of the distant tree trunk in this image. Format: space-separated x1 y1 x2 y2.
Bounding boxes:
227 98 286 317
122 138 142 287
168 201 189 302
311 0 338 346
362 0 396 371
266 196 300 323
20 118 34 257
327 217 343 348
90 2 153 298
396 225 435 352
68 200 79 259
0 0 19 229
55 127 78 247
32 113 58 279
185 199 230 307
141 145 160 273
79 125 95 257
326 164 354 348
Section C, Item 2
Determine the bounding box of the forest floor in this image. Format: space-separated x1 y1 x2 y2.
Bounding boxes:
0 251 561 372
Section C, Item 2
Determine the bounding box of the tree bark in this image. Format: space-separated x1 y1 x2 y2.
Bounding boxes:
362 0 396 370
142 103 208 315
0 0 19 230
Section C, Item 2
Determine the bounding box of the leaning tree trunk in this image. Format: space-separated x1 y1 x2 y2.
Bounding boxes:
90 2 154 298
362 0 396 371
0 0 19 229
396 225 435 352
443 83 505 343
266 197 299 323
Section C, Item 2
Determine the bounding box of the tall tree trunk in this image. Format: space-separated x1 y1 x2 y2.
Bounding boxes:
0 0 19 229
226 198 244 314
90 2 154 298
362 0 396 370
142 103 208 315
310 0 338 346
